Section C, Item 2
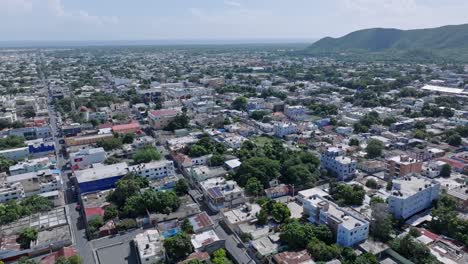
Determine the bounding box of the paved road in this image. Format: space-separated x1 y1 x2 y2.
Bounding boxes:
213 224 254 264
47 89 97 264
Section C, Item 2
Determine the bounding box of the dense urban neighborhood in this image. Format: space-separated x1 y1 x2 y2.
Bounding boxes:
0 44 467 264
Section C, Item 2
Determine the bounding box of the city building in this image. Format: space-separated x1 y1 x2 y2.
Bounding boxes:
134 229 165 264
74 162 128 194
9 157 53 175
274 123 298 138
303 195 369 247
70 147 107 170
0 169 62 203
64 133 114 147
190 230 225 254
388 175 440 219
128 160 175 180
385 155 423 180
112 121 140 134
284 105 307 121
199 177 245 212
148 109 179 130
320 147 357 181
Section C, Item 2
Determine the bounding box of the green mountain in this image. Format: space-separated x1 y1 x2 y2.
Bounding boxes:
306 24 468 62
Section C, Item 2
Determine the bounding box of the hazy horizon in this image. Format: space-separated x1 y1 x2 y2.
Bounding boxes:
1 0 468 43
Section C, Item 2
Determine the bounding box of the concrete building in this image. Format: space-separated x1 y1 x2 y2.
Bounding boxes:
190 230 225 254
134 229 165 264
388 175 440 219
385 155 423 180
284 105 307 121
75 162 128 194
274 123 298 138
9 157 53 175
320 147 357 181
70 147 107 170
128 160 175 180
64 133 114 147
0 169 62 203
148 109 179 130
446 186 468 213
112 121 140 134
303 195 369 247
199 177 245 212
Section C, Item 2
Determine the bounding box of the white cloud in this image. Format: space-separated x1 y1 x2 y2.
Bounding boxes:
0 0 33 14
224 0 241 7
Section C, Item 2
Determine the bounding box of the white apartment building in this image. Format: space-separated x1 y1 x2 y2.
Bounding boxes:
303 195 369 247
0 170 62 203
388 175 440 219
320 147 357 181
9 157 53 175
199 177 245 212
284 105 307 121
274 123 298 138
70 147 107 170
128 160 175 180
134 229 165 264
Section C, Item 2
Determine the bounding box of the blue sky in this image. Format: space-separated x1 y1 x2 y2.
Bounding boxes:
1 0 467 41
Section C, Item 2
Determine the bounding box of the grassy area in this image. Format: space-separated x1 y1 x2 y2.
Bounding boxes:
253 136 274 147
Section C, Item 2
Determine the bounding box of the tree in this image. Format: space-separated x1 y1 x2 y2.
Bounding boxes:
366 139 384 159
103 205 118 221
88 216 104 235
439 164 451 178
163 232 194 261
365 179 379 189
256 209 268 225
108 173 149 208
165 113 190 131
17 257 37 264
447 134 462 146
0 135 26 150
0 156 15 173
370 203 393 242
232 96 247 111
390 235 439 264
370 196 385 205
188 145 209 158
96 138 122 151
349 138 360 146
382 117 396 126
122 133 135 144
210 154 225 166
282 164 316 187
17 227 38 249
211 248 233 264
23 108 36 118
245 177 264 197
132 146 161 164
116 218 137 231
329 183 365 206
174 179 189 196
250 111 268 121
235 157 281 187
386 181 393 191
409 227 421 238
271 203 291 223
307 238 341 262
181 218 194 234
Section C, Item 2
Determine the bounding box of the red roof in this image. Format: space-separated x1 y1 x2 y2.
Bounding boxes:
85 207 105 218
40 247 77 264
149 109 178 118
112 121 140 132
437 158 466 170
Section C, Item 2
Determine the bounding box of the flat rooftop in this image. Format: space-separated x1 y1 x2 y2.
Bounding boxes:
392 176 438 198
75 162 128 183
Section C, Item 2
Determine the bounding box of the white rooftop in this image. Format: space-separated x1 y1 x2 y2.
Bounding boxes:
75 162 128 183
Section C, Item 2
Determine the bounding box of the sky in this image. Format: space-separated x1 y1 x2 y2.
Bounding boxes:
1 0 468 42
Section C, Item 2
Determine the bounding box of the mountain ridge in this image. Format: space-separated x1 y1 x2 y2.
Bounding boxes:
306 24 468 62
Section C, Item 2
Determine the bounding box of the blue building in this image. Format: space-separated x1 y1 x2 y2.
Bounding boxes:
75 162 129 194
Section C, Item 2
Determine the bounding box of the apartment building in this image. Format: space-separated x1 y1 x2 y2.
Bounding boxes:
388 175 440 219
199 177 245 212
9 157 53 175
64 133 114 147
134 229 165 264
284 105 307 121
320 147 357 181
303 195 369 247
128 160 175 180
0 169 62 203
70 147 107 170
273 123 298 138
385 155 423 180
148 109 179 130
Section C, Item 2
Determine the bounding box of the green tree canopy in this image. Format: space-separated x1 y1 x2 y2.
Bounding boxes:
132 146 161 164
163 232 194 261
366 139 384 159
